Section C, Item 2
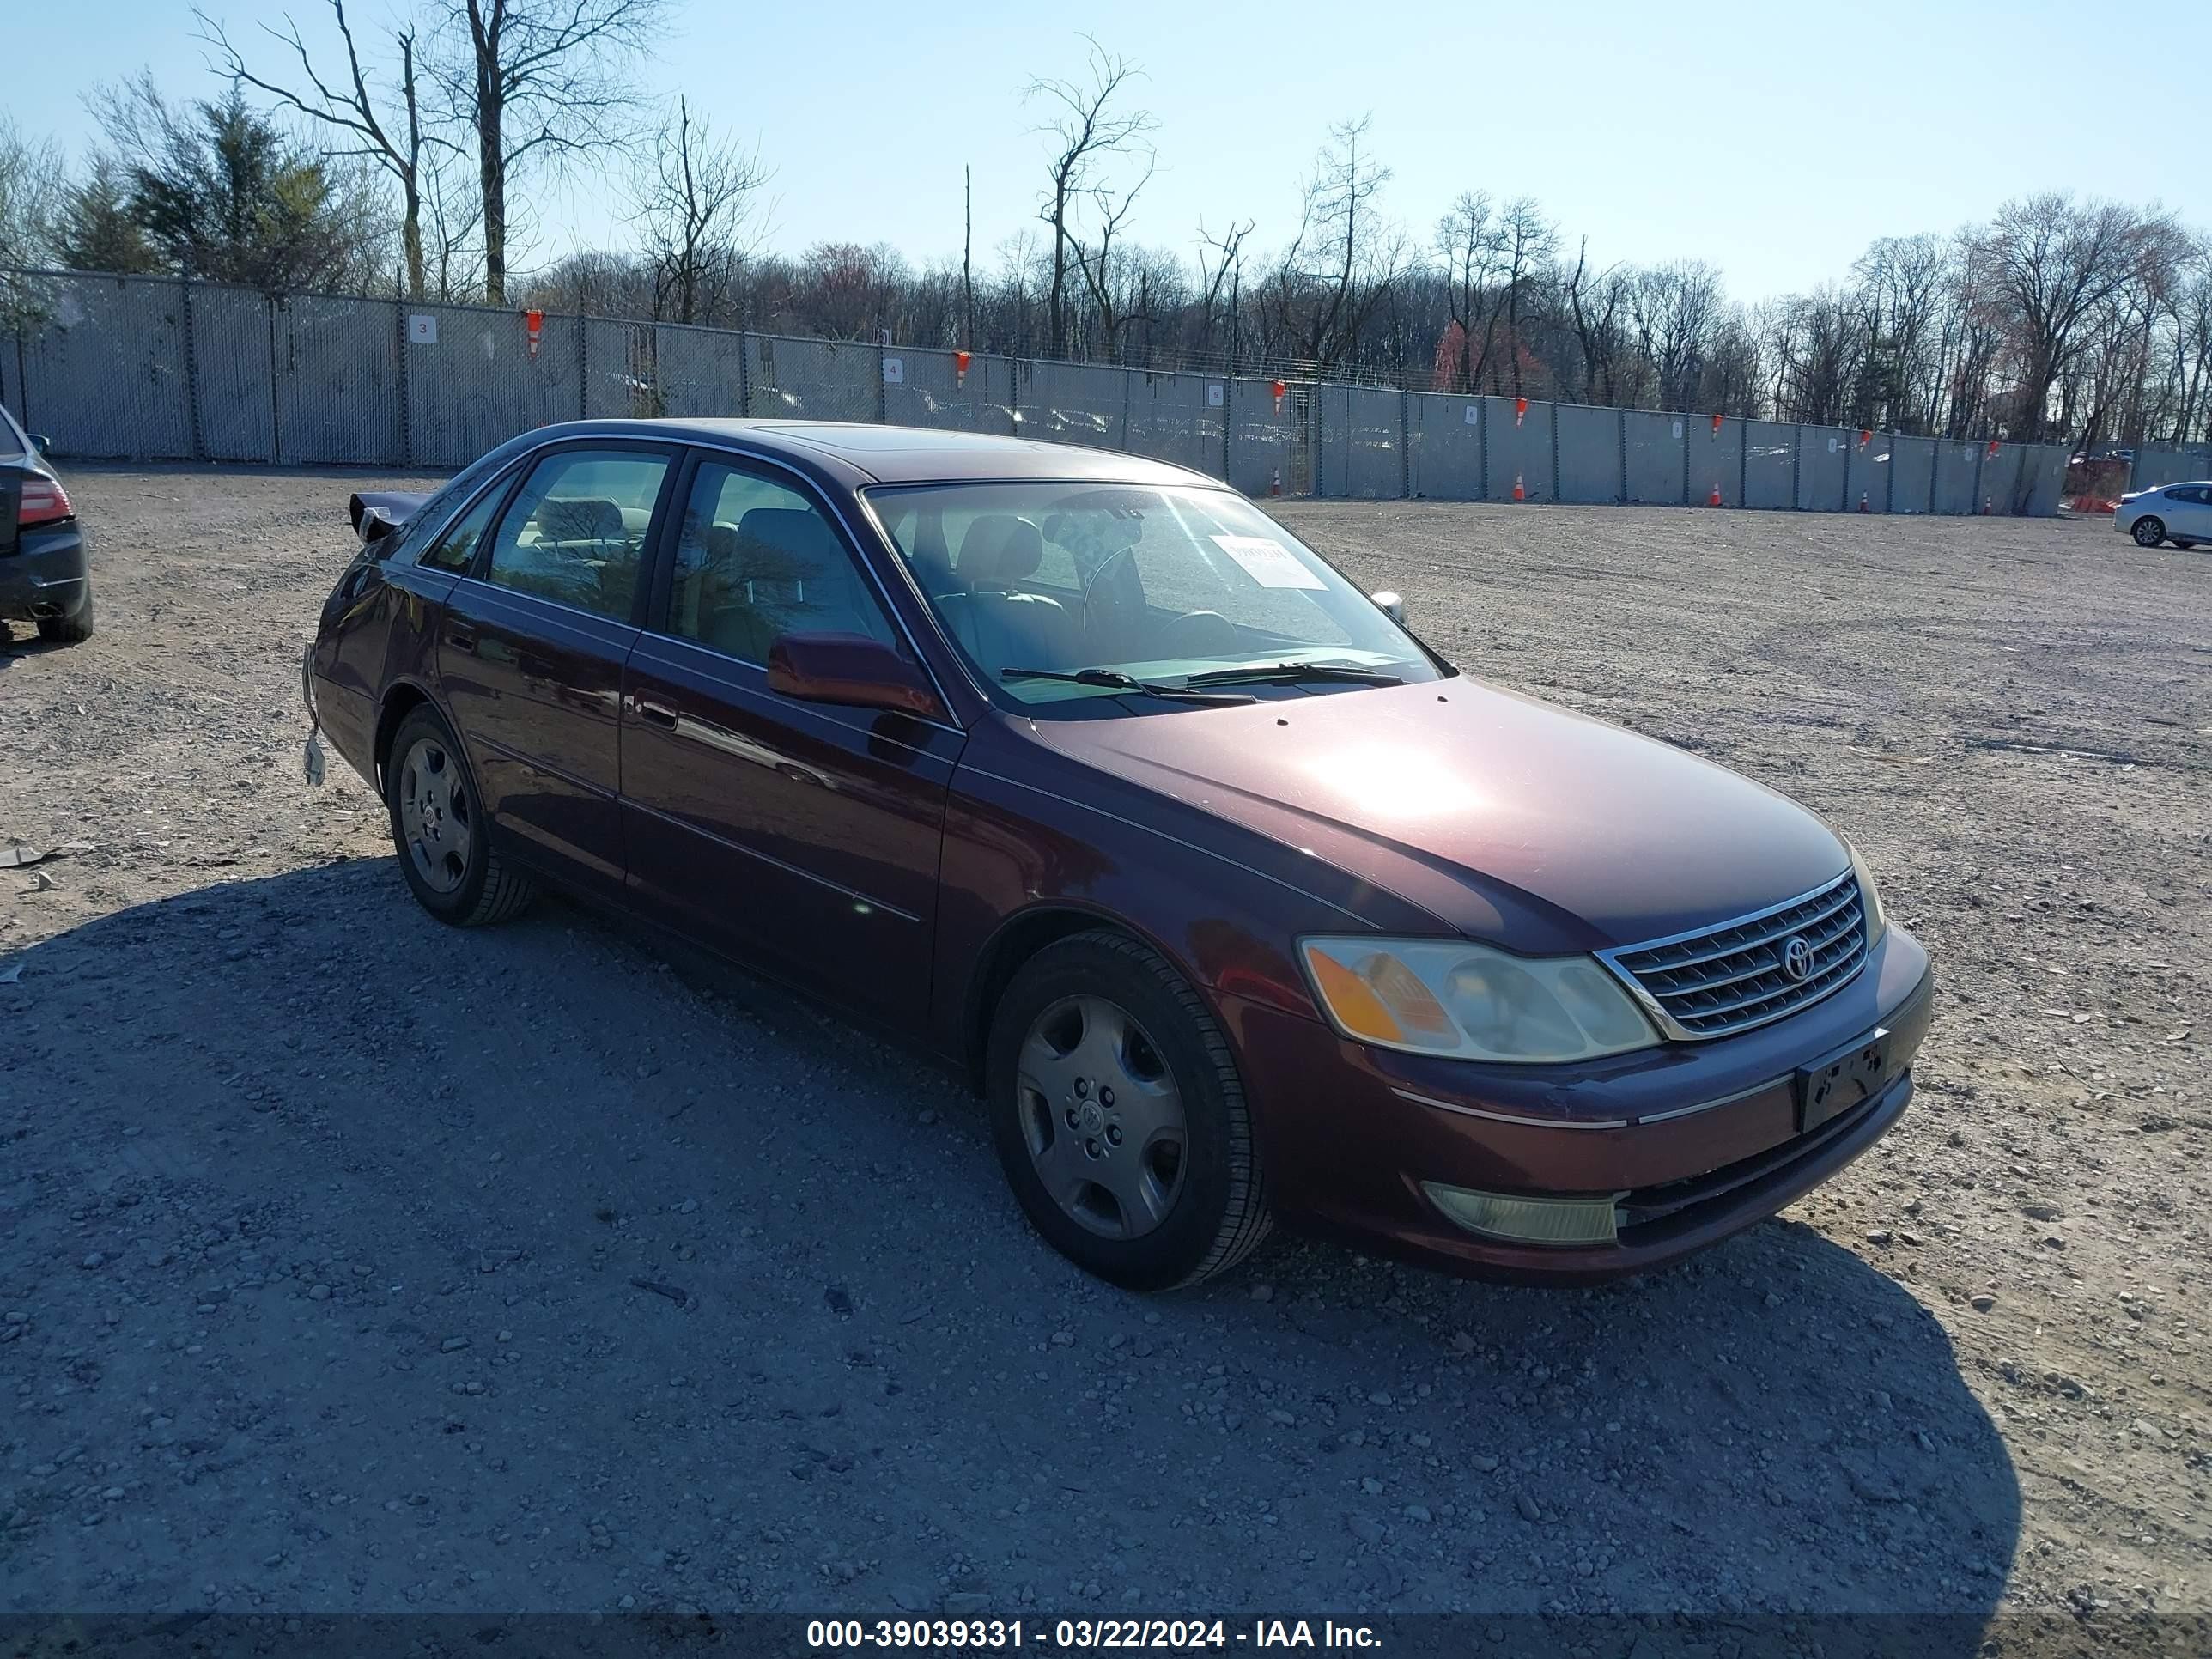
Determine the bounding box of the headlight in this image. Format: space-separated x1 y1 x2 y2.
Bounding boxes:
1845 840 1888 949
1300 937 1660 1062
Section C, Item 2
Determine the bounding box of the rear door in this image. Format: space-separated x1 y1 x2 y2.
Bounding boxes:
2166 485 2212 538
438 441 679 898
619 450 964 1032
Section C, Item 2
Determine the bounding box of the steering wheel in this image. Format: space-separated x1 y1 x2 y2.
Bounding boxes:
1077 543 1138 646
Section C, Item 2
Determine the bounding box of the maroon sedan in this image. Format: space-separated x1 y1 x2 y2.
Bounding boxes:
304 421 1933 1291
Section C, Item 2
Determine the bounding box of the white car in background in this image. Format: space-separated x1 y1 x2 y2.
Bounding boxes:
2115 481 2212 549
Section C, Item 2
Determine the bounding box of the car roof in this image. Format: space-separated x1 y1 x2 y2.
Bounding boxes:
527 418 1225 491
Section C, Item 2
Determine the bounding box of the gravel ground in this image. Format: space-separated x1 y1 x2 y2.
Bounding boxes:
0 469 2205 1632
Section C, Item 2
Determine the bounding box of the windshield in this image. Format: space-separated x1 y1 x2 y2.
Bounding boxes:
866 482 1441 708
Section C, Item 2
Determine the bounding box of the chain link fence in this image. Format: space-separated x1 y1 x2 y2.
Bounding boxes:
0 266 2071 514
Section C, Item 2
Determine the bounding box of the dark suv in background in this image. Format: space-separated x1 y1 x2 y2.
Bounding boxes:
0 406 92 644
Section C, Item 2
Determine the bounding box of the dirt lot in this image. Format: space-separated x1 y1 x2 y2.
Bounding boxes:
0 470 2206 1635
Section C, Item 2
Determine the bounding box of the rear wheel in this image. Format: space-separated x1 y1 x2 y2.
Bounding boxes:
986 931 1271 1291
384 705 537 927
36 590 92 643
2132 516 2166 548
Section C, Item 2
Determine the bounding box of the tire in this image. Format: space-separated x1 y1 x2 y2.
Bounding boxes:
36 591 92 643
986 930 1272 1291
2131 516 2166 548
384 705 537 927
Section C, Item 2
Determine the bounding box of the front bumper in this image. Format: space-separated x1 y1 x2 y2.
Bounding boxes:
0 522 90 623
1223 926 1935 1285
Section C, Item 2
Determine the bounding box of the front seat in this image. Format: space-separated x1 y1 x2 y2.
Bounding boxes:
936 514 1080 671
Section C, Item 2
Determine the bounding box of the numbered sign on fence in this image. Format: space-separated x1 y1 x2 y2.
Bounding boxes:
407 314 438 346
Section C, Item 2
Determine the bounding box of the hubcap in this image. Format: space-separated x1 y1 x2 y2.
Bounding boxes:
397 736 473 895
2136 520 2160 546
1016 994 1186 1239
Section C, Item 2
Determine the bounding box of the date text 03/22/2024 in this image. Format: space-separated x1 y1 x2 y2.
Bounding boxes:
805 1620 1382 1650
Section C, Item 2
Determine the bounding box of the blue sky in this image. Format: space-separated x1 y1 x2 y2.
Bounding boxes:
13 0 2206 299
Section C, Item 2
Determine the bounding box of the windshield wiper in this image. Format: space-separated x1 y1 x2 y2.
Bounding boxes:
1000 666 1255 705
1183 659 1405 688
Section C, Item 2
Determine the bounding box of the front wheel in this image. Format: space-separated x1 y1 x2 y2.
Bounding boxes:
987 931 1272 1291
384 705 538 927
2132 516 2166 548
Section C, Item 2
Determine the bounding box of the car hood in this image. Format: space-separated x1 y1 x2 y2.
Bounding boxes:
1025 677 1849 951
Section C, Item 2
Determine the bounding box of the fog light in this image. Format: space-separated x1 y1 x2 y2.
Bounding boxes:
1422 1182 1621 1245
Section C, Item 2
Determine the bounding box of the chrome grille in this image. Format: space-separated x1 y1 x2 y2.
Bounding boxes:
1601 872 1868 1040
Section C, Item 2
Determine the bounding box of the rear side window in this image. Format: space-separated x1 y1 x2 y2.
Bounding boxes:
418 478 509 574
480 448 672 622
663 460 894 662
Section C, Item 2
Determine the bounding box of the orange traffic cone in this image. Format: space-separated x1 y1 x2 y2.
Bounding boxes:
1982 496 1992 515
1270 467 1281 497
1858 491 1869 512
1708 483 1723 507
1511 472 1526 502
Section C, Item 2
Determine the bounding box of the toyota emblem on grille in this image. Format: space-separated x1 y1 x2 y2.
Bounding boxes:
1780 935 1814 981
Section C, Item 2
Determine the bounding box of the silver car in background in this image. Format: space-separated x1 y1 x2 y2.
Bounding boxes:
2115 480 2212 549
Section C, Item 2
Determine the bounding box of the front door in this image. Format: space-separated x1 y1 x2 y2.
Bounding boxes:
620 452 964 1031
438 442 678 897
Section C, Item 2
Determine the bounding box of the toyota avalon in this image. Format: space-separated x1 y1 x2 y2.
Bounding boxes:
303 421 1934 1290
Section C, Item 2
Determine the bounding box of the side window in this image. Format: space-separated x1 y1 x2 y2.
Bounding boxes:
482 448 671 622
665 460 895 662
418 477 509 573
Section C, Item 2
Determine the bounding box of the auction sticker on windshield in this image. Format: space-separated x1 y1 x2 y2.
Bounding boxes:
1209 534 1325 590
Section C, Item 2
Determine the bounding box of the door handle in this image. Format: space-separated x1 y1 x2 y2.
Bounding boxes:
445 623 479 653
636 698 678 727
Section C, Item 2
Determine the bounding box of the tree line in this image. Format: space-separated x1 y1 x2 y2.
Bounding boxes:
1 5 2203 448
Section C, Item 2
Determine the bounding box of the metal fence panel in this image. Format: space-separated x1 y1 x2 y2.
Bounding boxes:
1013 358 1126 450
1128 370 1226 479
1318 384 1400 498
1686 416 1744 507
401 302 582 466
749 333 877 426
1932 441 1981 514
584 318 650 418
1623 410 1685 505
1743 421 1796 509
2022 444 2069 516
1554 404 1619 503
883 346 981 433
1407 392 1484 500
1888 436 1934 513
1484 397 1552 501
2125 444 2212 491
274 294 400 466
189 285 275 461
1796 426 1850 512
1844 432 1890 514
1226 380 1305 496
1979 444 2023 514
19 275 193 459
653 322 749 418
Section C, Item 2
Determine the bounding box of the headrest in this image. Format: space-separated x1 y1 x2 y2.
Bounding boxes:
536 497 622 541
957 514 1044 588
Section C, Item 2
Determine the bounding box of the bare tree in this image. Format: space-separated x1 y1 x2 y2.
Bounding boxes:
1496 198 1554 398
1560 236 1626 404
1027 38 1156 359
433 0 672 305
627 95 768 325
1194 216 1253 364
195 2 443 298
1269 116 1401 374
1435 191 1505 392
1066 149 1156 358
1974 193 2181 441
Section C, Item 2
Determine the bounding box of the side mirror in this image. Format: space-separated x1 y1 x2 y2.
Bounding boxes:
1371 589 1407 626
767 631 944 720
26 433 52 456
